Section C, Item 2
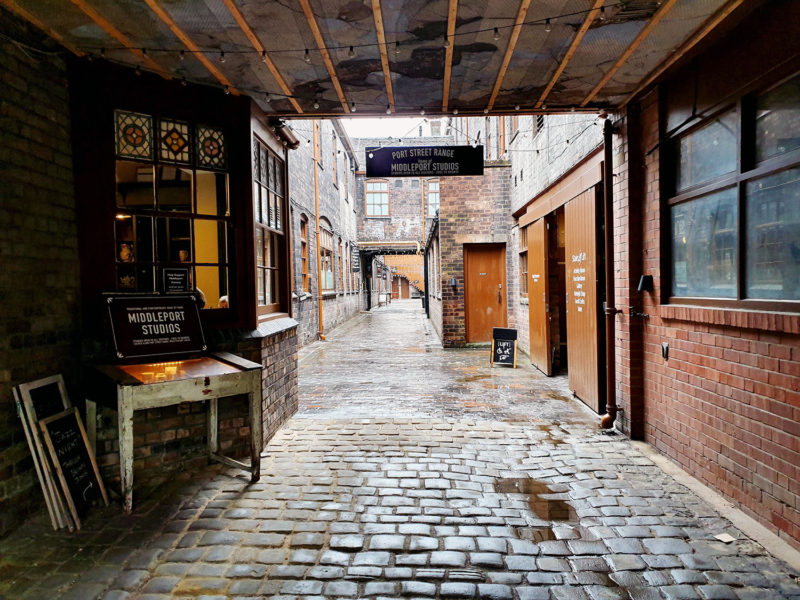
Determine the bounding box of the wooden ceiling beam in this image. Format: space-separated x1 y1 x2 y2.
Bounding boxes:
298 0 351 114
622 0 745 106
536 0 604 109
141 0 239 94
581 0 679 107
371 0 395 112
441 0 458 112
220 0 302 113
0 0 83 56
487 0 532 112
70 0 171 76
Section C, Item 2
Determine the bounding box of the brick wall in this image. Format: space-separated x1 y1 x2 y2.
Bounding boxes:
0 9 81 537
629 93 800 547
289 120 362 345
439 163 512 347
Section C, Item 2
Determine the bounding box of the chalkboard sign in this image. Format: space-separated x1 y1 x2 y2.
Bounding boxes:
28 381 68 421
40 408 108 529
491 327 517 367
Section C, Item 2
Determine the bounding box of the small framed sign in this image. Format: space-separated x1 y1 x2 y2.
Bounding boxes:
351 245 360 272
106 295 206 360
162 267 190 294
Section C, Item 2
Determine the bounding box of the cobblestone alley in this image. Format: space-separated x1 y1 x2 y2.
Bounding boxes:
1 300 799 599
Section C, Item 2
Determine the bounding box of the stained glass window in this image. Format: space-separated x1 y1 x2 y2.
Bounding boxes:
159 119 191 164
115 110 153 160
197 125 226 169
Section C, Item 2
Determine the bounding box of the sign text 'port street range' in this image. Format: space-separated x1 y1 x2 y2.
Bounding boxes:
366 145 484 178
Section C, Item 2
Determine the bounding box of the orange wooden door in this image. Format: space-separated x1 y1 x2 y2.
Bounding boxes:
391 277 399 299
401 278 410 298
528 219 551 375
565 187 602 412
464 244 507 343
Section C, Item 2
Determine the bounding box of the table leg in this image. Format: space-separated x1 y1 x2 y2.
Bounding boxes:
208 398 219 457
118 389 134 514
85 399 97 455
249 390 262 483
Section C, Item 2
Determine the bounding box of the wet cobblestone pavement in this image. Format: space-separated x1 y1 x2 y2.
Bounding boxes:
1 300 799 599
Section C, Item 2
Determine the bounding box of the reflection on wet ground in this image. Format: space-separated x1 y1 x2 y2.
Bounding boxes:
494 478 578 522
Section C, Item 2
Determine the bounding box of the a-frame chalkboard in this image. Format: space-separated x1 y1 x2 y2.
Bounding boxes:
491 327 517 368
39 408 108 529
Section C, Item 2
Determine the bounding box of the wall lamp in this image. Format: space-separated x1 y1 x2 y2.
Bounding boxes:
449 278 457 288
637 275 654 293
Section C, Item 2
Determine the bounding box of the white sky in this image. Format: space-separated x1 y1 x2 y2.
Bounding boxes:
341 117 434 140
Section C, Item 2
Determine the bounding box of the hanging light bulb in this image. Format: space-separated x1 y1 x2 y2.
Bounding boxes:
313 97 320 109
443 35 450 48
395 41 401 55
599 6 606 21
420 107 425 116
181 76 187 87
142 48 148 56
135 66 142 76
386 105 391 115
350 102 357 112
483 108 489 114
545 18 552 32
223 85 230 95
348 46 355 58
265 92 272 103
179 49 185 61
453 108 459 115
219 50 226 63
493 28 500 41
304 48 311 63
100 47 106 58
515 104 520 111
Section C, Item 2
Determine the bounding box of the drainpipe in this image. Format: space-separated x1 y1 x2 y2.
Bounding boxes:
313 121 325 341
423 249 430 317
601 118 620 429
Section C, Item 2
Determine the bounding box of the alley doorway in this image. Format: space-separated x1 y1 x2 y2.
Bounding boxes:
463 244 507 343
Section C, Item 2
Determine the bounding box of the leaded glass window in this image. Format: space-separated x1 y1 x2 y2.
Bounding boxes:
197 125 226 169
115 110 153 160
159 118 191 164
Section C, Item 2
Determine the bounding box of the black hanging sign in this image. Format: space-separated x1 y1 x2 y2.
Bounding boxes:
106 295 206 360
366 145 484 177
351 246 360 272
39 408 108 528
491 327 517 367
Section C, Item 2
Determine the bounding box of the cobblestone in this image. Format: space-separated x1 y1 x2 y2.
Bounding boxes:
0 302 798 599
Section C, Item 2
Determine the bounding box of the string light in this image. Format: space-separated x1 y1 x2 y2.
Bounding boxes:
179 49 185 61
483 108 489 114
313 97 320 109
219 50 225 63
265 92 271 102
442 35 450 49
420 107 425 116
223 85 230 94
545 19 552 32
304 48 311 63
100 47 105 58
351 102 357 112
394 41 400 55
348 46 355 58
515 105 520 111
453 108 459 115
181 76 187 87
493 28 500 41
386 105 391 115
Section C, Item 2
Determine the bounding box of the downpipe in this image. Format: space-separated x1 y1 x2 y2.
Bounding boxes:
600 118 620 430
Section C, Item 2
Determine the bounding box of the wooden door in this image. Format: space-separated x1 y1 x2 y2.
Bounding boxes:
565 187 602 412
401 278 410 299
391 277 399 299
527 218 551 375
464 244 507 343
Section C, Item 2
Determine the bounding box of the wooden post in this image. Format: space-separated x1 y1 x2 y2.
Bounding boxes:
118 387 134 514
249 383 262 482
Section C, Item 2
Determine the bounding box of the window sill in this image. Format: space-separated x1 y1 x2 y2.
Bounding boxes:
659 304 800 334
365 215 391 219
293 291 312 302
322 291 337 299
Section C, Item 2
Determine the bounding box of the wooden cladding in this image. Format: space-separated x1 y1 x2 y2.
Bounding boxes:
527 219 551 375
565 186 603 412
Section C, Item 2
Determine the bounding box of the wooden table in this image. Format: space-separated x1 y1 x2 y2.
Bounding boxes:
84 352 262 513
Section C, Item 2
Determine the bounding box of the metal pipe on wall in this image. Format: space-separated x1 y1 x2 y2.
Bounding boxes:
601 118 619 429
313 120 325 341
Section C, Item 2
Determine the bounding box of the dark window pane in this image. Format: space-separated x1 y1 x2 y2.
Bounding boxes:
116 161 154 209
156 217 191 263
674 110 738 192
157 166 192 212
671 188 738 298
746 167 800 300
756 74 800 162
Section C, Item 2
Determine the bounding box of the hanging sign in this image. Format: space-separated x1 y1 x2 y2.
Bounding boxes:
351 246 360 272
366 145 484 177
106 295 206 360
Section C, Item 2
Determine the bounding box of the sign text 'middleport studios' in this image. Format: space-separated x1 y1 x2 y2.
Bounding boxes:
366 145 484 178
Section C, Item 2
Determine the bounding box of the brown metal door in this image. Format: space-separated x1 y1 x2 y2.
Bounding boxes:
565 188 602 412
464 244 507 343
527 219 551 375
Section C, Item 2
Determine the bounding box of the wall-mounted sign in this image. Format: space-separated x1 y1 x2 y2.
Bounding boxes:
106 295 206 360
351 246 360 272
162 268 190 293
366 145 484 177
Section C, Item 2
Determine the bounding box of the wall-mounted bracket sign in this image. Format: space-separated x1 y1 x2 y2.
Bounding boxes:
366 145 484 177
106 295 206 360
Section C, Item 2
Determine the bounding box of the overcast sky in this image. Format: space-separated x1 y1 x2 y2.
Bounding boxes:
341 117 435 140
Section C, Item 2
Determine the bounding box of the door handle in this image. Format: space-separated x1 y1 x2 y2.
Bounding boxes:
498 291 502 302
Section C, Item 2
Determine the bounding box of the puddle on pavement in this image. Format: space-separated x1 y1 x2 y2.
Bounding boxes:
534 424 567 446
458 374 492 382
494 478 578 522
